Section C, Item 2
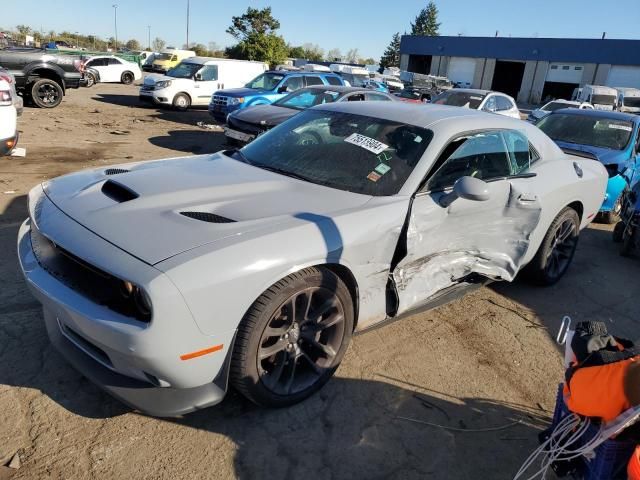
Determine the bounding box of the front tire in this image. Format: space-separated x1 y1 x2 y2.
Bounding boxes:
172 93 191 111
121 71 134 84
85 72 96 87
230 267 354 407
621 227 636 257
525 207 580 286
613 221 625 243
30 79 63 108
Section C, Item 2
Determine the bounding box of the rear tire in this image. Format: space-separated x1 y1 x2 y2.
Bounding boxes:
525 207 580 286
230 267 354 408
621 227 636 257
121 71 134 85
613 221 625 243
172 93 191 111
30 78 63 108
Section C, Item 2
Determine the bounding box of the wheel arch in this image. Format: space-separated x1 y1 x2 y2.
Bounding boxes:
567 200 584 222
27 67 65 93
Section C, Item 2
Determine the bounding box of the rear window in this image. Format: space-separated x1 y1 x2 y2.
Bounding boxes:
543 102 576 112
432 91 487 109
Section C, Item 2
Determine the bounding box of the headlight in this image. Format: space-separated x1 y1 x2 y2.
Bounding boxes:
155 80 172 89
228 97 244 105
118 280 152 322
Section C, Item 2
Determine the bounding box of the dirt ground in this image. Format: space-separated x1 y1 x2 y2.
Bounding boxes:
0 82 638 480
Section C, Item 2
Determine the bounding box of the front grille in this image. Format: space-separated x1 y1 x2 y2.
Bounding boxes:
181 211 236 223
30 227 150 322
141 85 154 91
211 95 229 107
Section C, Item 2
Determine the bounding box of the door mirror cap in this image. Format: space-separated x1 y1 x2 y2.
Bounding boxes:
277 85 290 94
439 176 491 207
194 73 203 81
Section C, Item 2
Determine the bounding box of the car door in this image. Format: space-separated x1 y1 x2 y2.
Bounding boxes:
193 64 219 105
278 75 305 94
392 129 542 315
106 57 125 82
85 58 110 82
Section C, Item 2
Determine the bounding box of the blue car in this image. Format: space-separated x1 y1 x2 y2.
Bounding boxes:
209 70 344 122
537 109 640 223
364 80 390 93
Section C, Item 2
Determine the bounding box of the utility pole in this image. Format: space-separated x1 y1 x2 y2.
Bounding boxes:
74 31 79 49
112 4 118 51
186 0 190 48
147 26 151 50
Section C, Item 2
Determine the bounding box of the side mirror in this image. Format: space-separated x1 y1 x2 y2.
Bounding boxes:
484 103 496 113
195 73 203 81
439 176 491 207
277 85 291 94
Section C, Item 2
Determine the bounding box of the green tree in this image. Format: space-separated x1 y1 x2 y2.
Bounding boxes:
184 42 209 56
125 39 141 51
359 57 376 65
411 1 440 36
226 7 288 67
288 45 305 58
379 32 401 72
226 7 280 41
152 37 166 52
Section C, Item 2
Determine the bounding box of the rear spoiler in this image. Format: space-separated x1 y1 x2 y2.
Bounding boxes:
560 147 599 161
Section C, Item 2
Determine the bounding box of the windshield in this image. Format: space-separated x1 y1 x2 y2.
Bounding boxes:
157 53 175 61
537 113 633 150
166 62 201 79
543 102 576 112
591 94 616 106
624 97 640 108
274 89 341 110
432 91 486 109
236 110 433 196
245 72 284 90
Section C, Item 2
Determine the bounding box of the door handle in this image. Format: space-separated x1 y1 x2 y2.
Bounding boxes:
518 193 538 203
573 162 583 178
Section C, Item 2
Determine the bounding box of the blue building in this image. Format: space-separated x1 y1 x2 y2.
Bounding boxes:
399 35 640 104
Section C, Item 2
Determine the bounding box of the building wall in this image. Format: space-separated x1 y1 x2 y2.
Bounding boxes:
594 64 612 85
400 54 409 72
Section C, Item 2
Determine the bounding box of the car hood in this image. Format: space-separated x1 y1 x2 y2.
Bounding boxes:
216 87 268 98
553 141 626 165
143 74 181 85
42 153 371 265
231 104 297 127
530 109 548 119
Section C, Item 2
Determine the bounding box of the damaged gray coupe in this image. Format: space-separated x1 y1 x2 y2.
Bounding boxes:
18 102 607 415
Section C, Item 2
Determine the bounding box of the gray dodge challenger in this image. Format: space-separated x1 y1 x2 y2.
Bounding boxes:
18 102 607 416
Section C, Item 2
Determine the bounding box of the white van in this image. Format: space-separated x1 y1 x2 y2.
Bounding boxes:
615 87 640 114
575 85 618 111
330 64 370 87
139 57 268 110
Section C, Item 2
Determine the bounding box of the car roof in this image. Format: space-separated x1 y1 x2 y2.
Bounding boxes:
304 85 374 94
265 70 338 76
551 108 640 122
448 88 492 95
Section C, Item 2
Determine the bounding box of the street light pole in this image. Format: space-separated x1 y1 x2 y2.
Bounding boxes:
186 0 190 48
112 4 118 51
147 25 151 50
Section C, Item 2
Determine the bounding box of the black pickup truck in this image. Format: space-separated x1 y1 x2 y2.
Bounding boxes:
0 48 83 108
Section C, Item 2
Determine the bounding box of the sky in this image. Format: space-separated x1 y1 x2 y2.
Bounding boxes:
4 0 640 60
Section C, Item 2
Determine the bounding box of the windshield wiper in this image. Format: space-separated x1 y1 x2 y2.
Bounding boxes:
254 164 311 182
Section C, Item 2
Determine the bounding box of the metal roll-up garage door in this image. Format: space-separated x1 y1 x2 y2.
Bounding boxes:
447 57 476 87
606 66 640 88
545 63 584 83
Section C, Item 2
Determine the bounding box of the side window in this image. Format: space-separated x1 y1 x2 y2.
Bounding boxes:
502 130 538 173
496 96 514 111
198 65 218 81
171 55 177 62
346 94 365 101
88 58 107 67
108 58 121 65
425 131 512 191
325 76 342 86
281 76 304 92
483 96 497 112
305 75 323 86
366 93 391 101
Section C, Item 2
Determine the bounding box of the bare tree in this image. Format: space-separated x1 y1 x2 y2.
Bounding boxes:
325 48 341 61
152 37 166 52
345 48 360 63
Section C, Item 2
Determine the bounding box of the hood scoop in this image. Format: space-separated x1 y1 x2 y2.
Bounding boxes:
105 168 130 176
180 211 236 223
101 180 139 203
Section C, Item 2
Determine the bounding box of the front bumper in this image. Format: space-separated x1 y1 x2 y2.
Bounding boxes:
208 102 240 121
139 89 171 105
17 189 236 416
224 127 255 144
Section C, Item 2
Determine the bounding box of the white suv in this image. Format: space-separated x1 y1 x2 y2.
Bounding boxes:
0 77 18 156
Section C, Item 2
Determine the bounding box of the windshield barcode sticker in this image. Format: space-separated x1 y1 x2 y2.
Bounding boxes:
609 124 632 131
344 133 389 155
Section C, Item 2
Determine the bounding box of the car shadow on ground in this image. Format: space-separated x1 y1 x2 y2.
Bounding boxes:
494 225 640 341
148 130 228 154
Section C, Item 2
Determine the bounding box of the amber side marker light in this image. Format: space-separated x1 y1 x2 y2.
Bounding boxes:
5 139 15 149
180 344 224 361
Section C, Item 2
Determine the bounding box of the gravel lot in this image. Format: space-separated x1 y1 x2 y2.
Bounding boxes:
0 82 638 480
